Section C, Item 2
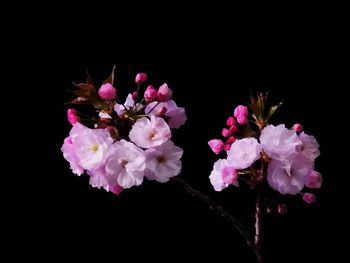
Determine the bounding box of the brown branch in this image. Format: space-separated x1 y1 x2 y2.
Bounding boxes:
171 177 260 261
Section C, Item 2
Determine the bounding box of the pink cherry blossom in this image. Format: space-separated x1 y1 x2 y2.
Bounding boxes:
145 141 183 183
68 123 113 170
209 159 238 191
145 100 187 129
61 136 84 175
234 105 248 118
129 115 171 148
267 154 313 195
260 124 302 161
208 139 224 155
299 132 320 162
302 192 316 204
305 170 322 189
227 138 262 170
114 93 144 117
88 139 146 189
98 83 116 100
157 83 173 102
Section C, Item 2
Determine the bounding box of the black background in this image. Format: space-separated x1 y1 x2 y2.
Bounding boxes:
24 10 346 262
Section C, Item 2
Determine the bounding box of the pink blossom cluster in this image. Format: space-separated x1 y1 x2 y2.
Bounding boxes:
208 94 322 210
62 70 186 195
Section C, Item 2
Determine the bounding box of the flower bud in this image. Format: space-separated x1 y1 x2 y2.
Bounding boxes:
226 136 236 144
237 114 248 125
157 83 173 102
234 105 248 118
98 83 116 100
144 86 158 102
302 193 316 204
67 108 79 125
208 139 224 155
277 204 287 214
305 171 322 189
222 128 232 137
292 123 303 132
226 116 236 126
135 73 147 85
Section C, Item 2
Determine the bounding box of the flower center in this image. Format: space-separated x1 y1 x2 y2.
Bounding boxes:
157 156 166 163
119 159 128 167
90 144 99 153
149 131 156 140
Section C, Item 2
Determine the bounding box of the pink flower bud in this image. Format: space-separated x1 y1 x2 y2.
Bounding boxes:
67 108 79 125
158 106 167 116
226 116 236 126
224 144 231 151
157 83 173 102
302 193 316 204
234 105 248 118
135 73 147 85
111 184 124 195
132 91 138 101
226 136 236 144
305 171 322 189
144 86 158 102
237 114 248 125
222 128 232 137
229 125 238 133
208 139 224 155
98 83 117 100
277 204 287 214
292 123 303 132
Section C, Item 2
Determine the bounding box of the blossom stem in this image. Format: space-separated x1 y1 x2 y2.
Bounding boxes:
255 187 263 263
171 177 260 261
146 101 161 114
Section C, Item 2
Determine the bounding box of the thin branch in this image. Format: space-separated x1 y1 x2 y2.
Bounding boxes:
255 188 263 263
171 177 260 260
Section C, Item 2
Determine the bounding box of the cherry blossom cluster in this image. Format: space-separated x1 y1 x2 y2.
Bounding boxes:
208 93 322 212
62 68 186 195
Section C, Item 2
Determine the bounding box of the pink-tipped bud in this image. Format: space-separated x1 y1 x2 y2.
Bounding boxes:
111 184 124 195
208 139 224 155
224 144 231 151
226 136 236 144
158 106 168 116
305 171 322 189
67 108 79 125
144 86 158 102
132 91 138 101
98 83 117 100
222 128 232 137
157 83 173 102
302 192 316 204
229 125 238 133
277 204 287 214
237 114 248 125
226 116 236 126
292 123 303 133
135 73 147 85
64 136 73 144
234 105 248 118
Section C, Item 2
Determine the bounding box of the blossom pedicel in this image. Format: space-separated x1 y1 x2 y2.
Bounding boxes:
62 67 187 194
208 92 322 211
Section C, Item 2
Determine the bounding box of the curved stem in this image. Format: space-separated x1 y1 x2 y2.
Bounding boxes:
171 177 260 260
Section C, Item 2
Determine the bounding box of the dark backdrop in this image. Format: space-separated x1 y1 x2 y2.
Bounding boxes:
29 18 345 262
